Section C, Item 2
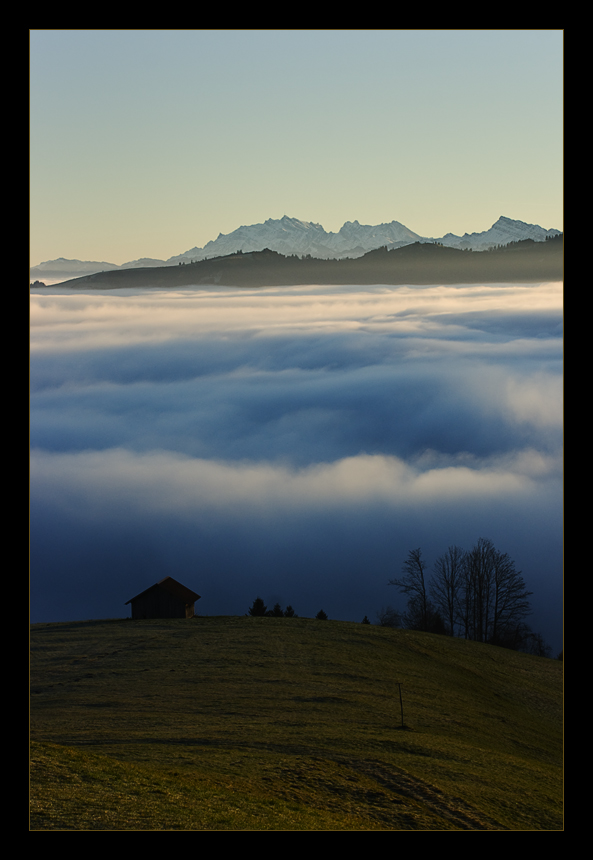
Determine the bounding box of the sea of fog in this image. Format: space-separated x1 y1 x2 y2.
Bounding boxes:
30 281 563 652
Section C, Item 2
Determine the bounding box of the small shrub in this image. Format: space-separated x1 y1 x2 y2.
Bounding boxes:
376 606 402 628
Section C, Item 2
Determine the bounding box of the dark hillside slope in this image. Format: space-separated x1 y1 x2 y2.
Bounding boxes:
30 617 562 830
53 236 563 290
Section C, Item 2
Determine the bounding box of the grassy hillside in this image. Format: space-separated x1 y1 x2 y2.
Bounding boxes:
30 617 562 830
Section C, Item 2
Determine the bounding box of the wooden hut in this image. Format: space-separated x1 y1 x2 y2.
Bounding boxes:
125 576 201 619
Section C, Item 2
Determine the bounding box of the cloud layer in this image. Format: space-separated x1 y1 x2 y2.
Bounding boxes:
30 282 562 649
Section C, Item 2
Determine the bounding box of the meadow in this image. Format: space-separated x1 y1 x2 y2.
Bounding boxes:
30 616 562 830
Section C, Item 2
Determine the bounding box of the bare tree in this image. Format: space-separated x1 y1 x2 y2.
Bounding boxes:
431 545 466 636
460 537 495 642
389 548 429 631
489 547 532 646
389 539 536 649
458 539 532 645
403 594 446 634
523 631 552 658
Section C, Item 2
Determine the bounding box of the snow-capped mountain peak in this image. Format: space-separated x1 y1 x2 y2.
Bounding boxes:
31 215 562 282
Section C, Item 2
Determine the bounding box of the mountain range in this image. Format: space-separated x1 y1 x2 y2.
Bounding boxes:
31 215 561 282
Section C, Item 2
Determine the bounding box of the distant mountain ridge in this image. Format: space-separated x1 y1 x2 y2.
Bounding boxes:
45 234 563 291
31 215 561 282
168 216 424 264
435 215 561 250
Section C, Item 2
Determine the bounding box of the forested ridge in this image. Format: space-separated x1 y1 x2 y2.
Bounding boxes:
49 235 563 290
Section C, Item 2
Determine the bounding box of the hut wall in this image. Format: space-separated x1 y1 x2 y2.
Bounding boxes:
130 587 193 619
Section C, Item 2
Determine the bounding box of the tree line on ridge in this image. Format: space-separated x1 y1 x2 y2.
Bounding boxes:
383 538 552 656
244 538 556 657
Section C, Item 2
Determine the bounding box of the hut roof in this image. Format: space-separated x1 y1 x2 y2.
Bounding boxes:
125 576 201 606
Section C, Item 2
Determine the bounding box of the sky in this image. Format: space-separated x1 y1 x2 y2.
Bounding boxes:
30 30 563 266
30 282 563 652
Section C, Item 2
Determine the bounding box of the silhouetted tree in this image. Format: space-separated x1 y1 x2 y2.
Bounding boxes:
361 615 371 624
267 603 284 617
520 628 552 657
489 545 533 646
376 606 403 628
284 605 296 617
460 537 493 642
248 597 267 617
402 594 446 634
389 548 429 631
459 538 532 645
390 540 537 649
431 545 466 636
316 609 328 620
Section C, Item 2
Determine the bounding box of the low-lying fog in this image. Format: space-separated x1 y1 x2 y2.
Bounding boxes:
30 281 562 651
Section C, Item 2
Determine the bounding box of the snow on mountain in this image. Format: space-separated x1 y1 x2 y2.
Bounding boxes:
167 216 334 263
331 220 423 255
433 216 561 250
168 214 560 262
166 215 425 263
32 216 562 281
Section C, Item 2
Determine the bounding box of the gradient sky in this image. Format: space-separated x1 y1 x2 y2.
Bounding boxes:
30 30 563 266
